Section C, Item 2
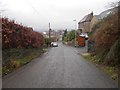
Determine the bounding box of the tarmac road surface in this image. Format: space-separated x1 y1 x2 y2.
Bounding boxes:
3 43 118 88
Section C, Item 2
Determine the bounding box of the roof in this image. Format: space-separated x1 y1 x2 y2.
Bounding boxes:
95 7 117 20
80 15 88 22
79 12 93 23
98 10 112 19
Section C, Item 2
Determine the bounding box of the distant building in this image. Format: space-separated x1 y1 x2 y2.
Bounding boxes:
42 30 64 41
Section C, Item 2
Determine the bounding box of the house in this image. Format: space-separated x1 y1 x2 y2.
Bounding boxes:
90 7 117 32
90 15 100 32
77 12 93 47
88 7 118 52
78 12 93 34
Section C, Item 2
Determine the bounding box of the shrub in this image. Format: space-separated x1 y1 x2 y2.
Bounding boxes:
44 38 51 47
88 8 119 66
2 18 44 49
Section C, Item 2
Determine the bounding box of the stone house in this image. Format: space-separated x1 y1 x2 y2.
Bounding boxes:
90 7 117 32
88 7 117 52
78 12 93 34
90 15 100 32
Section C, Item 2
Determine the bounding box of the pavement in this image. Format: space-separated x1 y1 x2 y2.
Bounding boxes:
2 43 118 88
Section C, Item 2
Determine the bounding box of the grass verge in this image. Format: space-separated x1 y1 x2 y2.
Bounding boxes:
2 48 48 76
0 67 2 75
82 53 118 80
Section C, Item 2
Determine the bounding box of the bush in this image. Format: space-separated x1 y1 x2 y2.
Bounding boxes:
88 8 119 66
2 18 44 49
44 38 51 47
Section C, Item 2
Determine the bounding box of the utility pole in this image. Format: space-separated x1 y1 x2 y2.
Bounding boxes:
49 23 51 46
73 20 77 47
49 23 51 39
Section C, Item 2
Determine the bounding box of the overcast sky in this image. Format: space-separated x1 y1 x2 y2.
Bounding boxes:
0 0 118 32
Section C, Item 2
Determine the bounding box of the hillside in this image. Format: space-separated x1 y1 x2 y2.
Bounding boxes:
88 6 119 66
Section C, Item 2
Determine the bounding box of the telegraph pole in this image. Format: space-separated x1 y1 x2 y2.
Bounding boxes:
49 23 51 39
73 20 77 47
49 23 51 46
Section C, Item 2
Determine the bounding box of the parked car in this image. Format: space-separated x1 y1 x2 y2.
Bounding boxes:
51 42 58 47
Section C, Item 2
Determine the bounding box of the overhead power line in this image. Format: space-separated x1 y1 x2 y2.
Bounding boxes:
25 0 41 17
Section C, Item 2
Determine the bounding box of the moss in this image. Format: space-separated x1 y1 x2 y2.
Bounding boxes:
82 53 118 80
82 53 97 63
102 66 118 80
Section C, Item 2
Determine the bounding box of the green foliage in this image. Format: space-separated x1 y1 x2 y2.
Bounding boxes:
64 30 78 42
103 66 118 80
62 29 67 41
64 37 68 42
44 38 51 47
66 30 75 41
64 29 67 37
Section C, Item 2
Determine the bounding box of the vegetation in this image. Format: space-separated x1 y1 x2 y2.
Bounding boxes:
62 29 67 41
66 30 75 41
87 6 119 80
88 8 119 67
2 17 45 76
62 30 78 46
44 38 51 47
2 48 46 76
82 53 118 80
2 18 44 49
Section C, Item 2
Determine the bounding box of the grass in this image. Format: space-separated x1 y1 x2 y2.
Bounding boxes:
0 67 2 75
43 48 48 52
82 53 118 80
102 66 118 80
2 47 48 76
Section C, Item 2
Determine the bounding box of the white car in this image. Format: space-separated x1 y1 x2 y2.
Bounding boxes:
51 42 58 47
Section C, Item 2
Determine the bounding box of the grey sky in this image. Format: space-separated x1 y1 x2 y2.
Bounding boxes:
0 0 118 32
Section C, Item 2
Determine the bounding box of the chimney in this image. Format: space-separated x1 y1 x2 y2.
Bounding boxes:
91 11 93 16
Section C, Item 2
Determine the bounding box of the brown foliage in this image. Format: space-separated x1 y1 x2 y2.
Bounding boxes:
2 18 44 49
88 8 120 66
95 12 119 52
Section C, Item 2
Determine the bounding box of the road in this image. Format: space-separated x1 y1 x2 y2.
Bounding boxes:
3 43 118 88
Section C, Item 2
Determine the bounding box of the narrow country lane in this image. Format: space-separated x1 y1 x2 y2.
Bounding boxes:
3 43 118 88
